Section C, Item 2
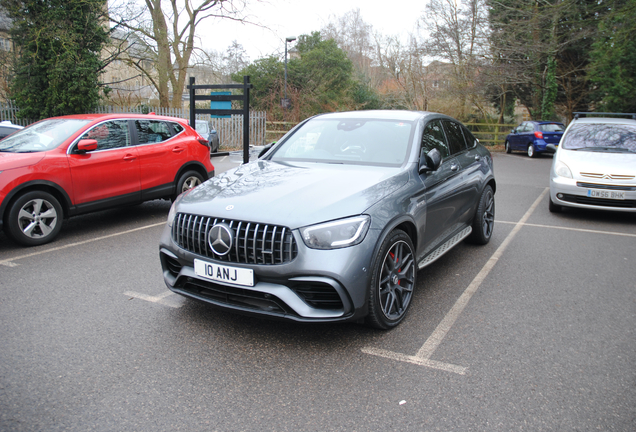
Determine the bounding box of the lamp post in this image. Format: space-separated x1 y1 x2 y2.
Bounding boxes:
283 36 296 109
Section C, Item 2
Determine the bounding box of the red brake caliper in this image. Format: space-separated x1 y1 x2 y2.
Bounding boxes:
389 251 401 285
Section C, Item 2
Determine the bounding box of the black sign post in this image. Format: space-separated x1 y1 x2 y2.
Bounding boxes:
188 76 253 164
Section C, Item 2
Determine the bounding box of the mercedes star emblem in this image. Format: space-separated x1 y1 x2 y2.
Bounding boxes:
208 223 233 256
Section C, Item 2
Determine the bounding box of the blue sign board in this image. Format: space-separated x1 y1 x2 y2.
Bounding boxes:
210 91 231 118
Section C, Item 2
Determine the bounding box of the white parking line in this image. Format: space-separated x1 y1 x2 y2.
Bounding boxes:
362 188 549 375
0 222 166 267
496 220 636 238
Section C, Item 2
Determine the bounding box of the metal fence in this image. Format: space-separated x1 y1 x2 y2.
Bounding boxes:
0 103 267 149
0 101 32 126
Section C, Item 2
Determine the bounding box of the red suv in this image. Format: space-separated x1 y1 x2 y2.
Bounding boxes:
0 113 214 246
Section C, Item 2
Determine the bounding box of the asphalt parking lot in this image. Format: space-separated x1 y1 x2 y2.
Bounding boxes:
1 151 635 431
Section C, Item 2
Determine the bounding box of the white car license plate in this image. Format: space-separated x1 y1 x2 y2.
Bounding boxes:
587 189 625 200
194 259 254 287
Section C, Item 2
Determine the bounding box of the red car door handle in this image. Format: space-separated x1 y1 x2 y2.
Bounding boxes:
172 147 184 153
123 154 137 161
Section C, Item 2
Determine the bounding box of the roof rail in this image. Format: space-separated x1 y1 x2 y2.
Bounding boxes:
573 112 636 120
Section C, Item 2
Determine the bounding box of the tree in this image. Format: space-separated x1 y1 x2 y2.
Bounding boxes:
588 0 636 113
374 35 431 111
109 0 247 108
322 8 382 86
2 0 109 119
419 0 489 119
234 31 366 121
486 0 612 121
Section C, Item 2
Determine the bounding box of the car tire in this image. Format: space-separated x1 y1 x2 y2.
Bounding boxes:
505 140 511 154
175 170 204 199
466 185 495 245
527 144 536 158
549 196 562 213
366 230 416 330
5 191 63 246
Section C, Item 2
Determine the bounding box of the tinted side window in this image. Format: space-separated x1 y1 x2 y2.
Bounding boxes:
172 122 184 134
421 120 450 158
135 120 172 144
461 125 478 148
0 126 17 138
81 120 130 151
442 120 467 155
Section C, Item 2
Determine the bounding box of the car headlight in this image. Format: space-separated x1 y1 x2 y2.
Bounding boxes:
167 188 193 227
554 160 572 179
301 215 370 250
167 201 178 227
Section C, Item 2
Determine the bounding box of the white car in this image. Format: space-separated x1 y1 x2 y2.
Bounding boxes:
548 113 636 213
0 120 24 139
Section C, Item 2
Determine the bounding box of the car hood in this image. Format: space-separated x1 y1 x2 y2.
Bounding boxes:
178 160 409 229
559 149 636 178
0 151 46 170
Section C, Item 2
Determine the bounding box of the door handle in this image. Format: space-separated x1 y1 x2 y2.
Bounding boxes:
474 155 481 161
172 147 184 153
451 164 459 171
123 154 137 161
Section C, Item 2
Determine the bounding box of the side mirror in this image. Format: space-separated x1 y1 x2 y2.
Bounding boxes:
77 139 98 153
419 148 442 173
258 142 276 158
511 128 517 134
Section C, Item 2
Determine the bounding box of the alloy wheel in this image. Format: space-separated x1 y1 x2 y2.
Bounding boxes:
379 240 415 320
17 198 59 240
481 190 495 239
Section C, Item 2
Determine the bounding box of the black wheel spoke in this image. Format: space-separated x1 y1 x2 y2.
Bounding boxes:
377 238 416 321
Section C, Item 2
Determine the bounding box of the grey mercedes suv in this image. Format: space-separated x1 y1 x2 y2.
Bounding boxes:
159 110 496 329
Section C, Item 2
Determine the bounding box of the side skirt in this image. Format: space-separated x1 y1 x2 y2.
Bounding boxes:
417 226 472 270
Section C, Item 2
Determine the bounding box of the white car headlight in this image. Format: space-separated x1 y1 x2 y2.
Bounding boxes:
301 215 370 250
167 201 178 227
554 160 573 179
167 188 193 227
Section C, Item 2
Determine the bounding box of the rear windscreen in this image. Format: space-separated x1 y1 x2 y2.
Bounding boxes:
539 123 565 132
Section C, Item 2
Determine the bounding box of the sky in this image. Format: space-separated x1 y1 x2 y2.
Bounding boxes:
200 0 426 60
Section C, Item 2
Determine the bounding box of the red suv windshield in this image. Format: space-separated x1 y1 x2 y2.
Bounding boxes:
0 119 90 153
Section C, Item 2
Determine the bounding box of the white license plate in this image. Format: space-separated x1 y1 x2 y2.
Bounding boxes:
587 189 625 200
194 259 254 287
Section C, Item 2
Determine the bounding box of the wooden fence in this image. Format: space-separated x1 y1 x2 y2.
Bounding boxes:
265 121 516 146
0 102 514 147
465 123 516 145
265 121 297 142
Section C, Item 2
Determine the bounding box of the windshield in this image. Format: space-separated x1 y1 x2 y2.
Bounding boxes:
561 123 636 152
196 121 209 135
0 119 90 153
269 117 414 166
539 123 565 132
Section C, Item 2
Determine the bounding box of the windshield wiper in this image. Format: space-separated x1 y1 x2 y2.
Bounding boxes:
583 146 632 153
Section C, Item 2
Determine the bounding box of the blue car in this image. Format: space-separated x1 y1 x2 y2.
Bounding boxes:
505 121 565 157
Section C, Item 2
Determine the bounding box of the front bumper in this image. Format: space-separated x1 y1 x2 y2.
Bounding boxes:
550 176 636 212
159 224 379 323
